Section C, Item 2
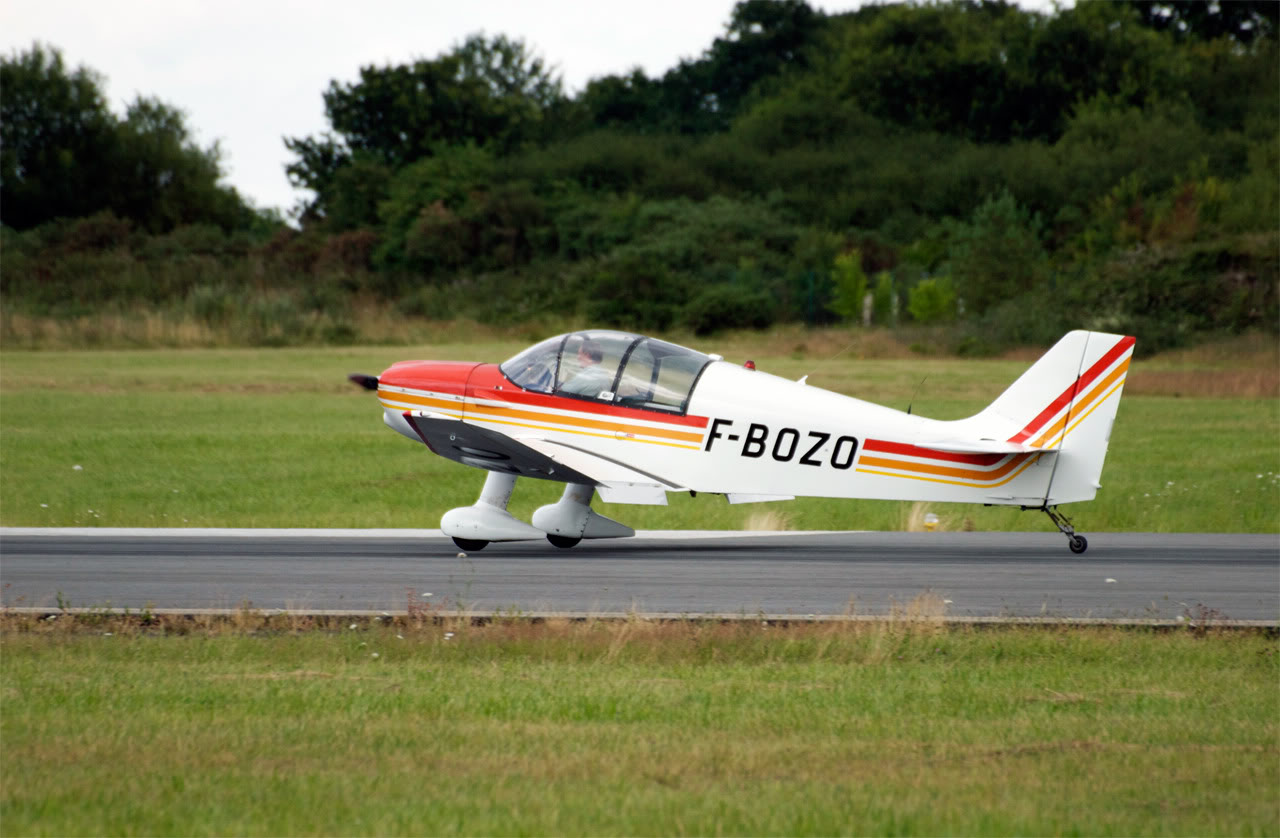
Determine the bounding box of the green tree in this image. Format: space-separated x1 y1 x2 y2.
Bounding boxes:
907 276 957 324
374 144 497 274
576 1 824 136
1127 0 1277 45
1 44 117 229
871 270 897 325
286 34 563 226
948 189 1047 315
826 250 868 323
110 97 247 232
800 1 1189 144
1 44 251 233
577 70 664 132
684 0 823 130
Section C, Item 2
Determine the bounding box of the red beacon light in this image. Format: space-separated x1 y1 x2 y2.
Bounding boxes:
744 360 756 370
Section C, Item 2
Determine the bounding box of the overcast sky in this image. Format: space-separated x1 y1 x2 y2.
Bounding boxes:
3 1 1056 216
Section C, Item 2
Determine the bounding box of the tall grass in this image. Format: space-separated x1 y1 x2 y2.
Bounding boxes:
2 618 1276 836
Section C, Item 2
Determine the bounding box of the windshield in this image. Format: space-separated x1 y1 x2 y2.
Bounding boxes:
499 335 564 393
500 331 713 412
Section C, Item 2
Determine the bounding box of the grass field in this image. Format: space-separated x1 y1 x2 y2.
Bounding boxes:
2 332 1277 837
1 331 1276 532
2 616 1276 837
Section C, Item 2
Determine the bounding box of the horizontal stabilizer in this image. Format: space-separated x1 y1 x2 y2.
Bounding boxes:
915 439 1056 456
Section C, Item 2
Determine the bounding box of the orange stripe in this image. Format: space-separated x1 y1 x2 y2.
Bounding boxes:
466 401 704 443
857 453 1032 483
862 374 1128 490
1010 335 1135 443
378 389 704 443
1030 360 1129 448
468 416 702 450
1061 378 1127 440
857 453 1043 489
379 390 459 411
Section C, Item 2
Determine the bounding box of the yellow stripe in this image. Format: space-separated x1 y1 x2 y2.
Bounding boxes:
378 399 700 451
469 417 702 451
1030 358 1130 448
1033 377 1127 451
378 398 463 419
856 453 1043 489
378 391 458 411
378 389 704 443
467 401 704 443
856 453 1027 482
860 375 1127 489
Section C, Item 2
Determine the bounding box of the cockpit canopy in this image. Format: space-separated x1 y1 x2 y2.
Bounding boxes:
499 330 713 414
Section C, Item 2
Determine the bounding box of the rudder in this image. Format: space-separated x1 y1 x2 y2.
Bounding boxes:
972 330 1136 504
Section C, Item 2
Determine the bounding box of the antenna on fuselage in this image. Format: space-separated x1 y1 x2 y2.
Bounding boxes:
907 375 927 415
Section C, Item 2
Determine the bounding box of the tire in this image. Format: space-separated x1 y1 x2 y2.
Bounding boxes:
1068 535 1088 554
452 537 489 551
547 534 581 549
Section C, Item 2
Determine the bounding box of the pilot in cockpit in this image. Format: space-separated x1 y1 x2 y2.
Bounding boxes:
559 338 613 398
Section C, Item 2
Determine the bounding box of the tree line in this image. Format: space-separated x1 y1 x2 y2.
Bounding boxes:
3 0 1276 352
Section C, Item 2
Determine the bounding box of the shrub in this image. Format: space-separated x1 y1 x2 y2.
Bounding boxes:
907 276 957 324
584 251 687 332
946 188 1047 315
826 250 868 323
188 284 237 325
683 284 776 335
871 270 897 325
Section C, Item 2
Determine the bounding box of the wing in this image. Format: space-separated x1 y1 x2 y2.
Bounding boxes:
402 412 679 504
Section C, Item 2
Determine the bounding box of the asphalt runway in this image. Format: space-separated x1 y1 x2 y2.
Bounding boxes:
2 529 1276 622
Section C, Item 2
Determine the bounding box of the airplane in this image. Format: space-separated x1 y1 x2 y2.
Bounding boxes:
350 329 1135 554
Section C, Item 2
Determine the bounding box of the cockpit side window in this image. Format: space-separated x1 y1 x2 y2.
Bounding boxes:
615 338 712 413
555 332 633 400
499 335 564 393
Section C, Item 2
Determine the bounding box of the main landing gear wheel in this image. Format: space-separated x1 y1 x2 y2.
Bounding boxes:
546 534 582 549
452 537 489 551
1068 535 1088 554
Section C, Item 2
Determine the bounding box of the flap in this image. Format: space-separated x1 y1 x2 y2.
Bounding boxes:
597 483 669 505
515 436 684 497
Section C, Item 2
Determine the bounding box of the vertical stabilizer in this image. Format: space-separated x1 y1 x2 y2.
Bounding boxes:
972 330 1136 504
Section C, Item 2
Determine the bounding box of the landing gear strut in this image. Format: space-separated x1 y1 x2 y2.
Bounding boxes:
441 471 544 552
1037 505 1088 554
532 483 632 547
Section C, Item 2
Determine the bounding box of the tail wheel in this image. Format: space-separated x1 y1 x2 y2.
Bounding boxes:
1040 506 1088 555
451 537 489 551
547 535 581 549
